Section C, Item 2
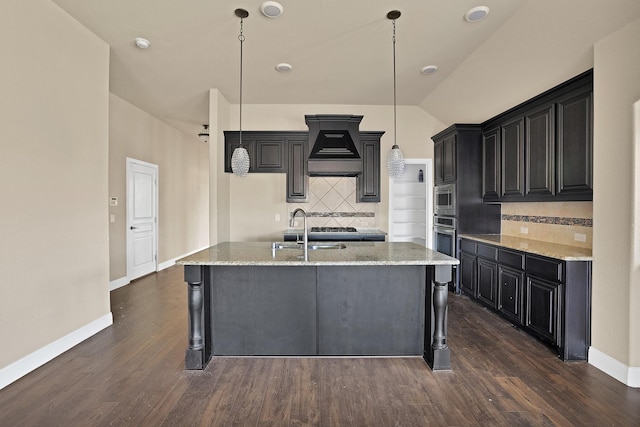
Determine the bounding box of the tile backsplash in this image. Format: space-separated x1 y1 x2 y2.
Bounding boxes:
288 177 376 229
501 201 592 248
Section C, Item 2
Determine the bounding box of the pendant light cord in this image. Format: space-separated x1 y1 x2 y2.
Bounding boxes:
239 18 245 147
392 18 397 149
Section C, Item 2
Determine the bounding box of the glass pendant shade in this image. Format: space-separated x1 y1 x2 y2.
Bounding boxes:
231 146 250 176
387 144 405 178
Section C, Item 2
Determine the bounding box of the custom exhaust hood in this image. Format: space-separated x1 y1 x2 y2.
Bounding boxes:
305 114 363 176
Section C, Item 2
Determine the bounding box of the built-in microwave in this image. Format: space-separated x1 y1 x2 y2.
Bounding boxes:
434 183 456 216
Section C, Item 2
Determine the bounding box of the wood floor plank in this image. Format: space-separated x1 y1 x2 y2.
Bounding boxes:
1 266 639 427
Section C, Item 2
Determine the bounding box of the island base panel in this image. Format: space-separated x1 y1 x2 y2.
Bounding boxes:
210 266 317 356
317 266 425 355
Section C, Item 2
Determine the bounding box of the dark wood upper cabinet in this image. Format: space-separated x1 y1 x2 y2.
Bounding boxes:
255 139 286 172
525 104 555 198
500 117 525 199
481 69 593 203
556 89 593 198
434 134 456 185
482 127 501 202
224 130 382 203
357 133 382 202
287 139 308 202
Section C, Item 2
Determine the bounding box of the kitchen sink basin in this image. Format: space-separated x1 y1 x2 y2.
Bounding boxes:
308 243 346 250
271 242 346 250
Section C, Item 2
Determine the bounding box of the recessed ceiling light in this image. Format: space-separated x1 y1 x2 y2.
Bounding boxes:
464 6 490 23
421 65 438 75
261 1 283 18
134 37 151 49
275 63 292 72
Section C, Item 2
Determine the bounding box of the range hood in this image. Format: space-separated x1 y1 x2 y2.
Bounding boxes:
305 114 363 176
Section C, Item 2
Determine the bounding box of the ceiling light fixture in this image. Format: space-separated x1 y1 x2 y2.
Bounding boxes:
421 65 438 75
198 124 209 143
261 1 283 18
386 10 405 179
134 37 151 49
464 6 490 23
231 8 251 176
275 63 292 72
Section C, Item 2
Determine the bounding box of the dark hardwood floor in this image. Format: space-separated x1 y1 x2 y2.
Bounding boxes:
1 265 639 426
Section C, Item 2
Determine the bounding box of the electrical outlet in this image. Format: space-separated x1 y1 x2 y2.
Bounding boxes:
574 233 587 242
520 227 528 235
275 213 281 222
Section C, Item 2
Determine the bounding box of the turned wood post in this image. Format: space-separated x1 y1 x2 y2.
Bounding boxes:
424 264 451 370
184 265 205 369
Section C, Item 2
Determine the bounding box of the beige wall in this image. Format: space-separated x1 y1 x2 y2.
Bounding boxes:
209 89 231 245
109 94 210 280
593 17 640 367
219 104 444 242
0 0 110 368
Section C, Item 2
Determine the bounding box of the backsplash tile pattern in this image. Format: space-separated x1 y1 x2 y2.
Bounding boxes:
501 202 593 249
502 214 592 227
288 177 376 229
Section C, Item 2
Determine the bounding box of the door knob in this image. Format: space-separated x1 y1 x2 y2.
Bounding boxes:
130 226 138 230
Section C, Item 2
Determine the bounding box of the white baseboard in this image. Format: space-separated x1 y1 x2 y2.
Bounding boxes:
0 313 113 390
589 346 640 388
158 246 208 271
109 276 130 291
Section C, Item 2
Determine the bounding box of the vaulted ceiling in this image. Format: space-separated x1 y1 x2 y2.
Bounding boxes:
50 0 640 136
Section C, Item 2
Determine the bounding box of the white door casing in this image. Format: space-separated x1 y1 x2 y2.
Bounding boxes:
126 158 158 280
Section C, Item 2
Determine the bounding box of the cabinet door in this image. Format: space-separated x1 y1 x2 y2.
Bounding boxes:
442 134 456 183
482 127 501 201
498 266 524 325
525 104 555 198
556 90 593 198
286 139 308 202
434 140 444 185
501 117 525 198
255 139 286 172
477 258 498 308
357 138 380 202
526 276 561 346
460 252 476 296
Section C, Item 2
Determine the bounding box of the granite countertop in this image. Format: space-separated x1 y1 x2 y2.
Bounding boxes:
178 241 458 266
458 234 592 261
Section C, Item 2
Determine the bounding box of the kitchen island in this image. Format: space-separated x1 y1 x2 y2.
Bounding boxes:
178 241 458 371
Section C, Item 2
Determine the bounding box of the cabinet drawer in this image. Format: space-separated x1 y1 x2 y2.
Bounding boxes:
526 255 563 282
460 239 476 254
498 249 525 270
477 243 497 260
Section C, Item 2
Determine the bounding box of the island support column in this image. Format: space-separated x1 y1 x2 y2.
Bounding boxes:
184 265 209 369
424 264 451 370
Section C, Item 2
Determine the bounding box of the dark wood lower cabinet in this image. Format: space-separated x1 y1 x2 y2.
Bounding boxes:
460 252 476 296
526 276 561 346
458 237 591 361
498 266 524 325
477 258 497 308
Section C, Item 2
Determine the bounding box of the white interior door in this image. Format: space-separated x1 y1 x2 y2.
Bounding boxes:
126 158 158 280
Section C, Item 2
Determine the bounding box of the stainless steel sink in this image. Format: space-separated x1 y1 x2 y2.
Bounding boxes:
308 243 346 250
271 242 346 250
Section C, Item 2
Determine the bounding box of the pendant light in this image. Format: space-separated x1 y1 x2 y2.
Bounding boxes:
386 10 405 179
231 8 251 176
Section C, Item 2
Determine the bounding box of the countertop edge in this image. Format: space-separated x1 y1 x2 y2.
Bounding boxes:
458 234 593 261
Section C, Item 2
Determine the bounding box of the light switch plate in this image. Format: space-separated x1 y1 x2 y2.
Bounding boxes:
520 227 528 234
574 233 587 242
110 196 118 206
